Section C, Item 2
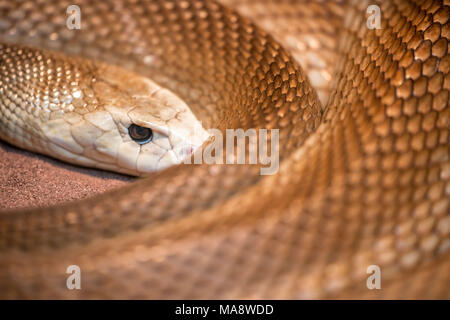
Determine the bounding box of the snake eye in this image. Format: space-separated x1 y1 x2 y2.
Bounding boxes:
128 124 153 144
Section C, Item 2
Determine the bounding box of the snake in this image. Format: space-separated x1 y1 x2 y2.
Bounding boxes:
0 0 449 299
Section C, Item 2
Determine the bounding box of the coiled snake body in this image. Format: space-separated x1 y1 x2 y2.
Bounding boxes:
0 0 449 298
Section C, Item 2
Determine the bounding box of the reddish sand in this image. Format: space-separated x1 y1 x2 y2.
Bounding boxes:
0 140 132 211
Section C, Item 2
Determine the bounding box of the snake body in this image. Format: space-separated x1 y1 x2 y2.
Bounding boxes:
0 0 449 299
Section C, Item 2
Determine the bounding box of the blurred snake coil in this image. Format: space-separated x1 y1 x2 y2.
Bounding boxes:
0 0 449 299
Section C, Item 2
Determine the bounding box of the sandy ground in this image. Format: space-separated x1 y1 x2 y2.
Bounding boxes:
0 140 133 211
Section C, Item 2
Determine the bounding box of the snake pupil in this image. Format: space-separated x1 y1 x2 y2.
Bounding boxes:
128 124 153 144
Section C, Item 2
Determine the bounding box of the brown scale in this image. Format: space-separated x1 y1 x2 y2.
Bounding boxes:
0 0 448 298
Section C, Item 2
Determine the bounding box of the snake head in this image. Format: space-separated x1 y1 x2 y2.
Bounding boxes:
1 46 210 176
95 79 210 175
57 65 209 176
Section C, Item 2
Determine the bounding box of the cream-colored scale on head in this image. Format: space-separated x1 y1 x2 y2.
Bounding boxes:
0 44 209 176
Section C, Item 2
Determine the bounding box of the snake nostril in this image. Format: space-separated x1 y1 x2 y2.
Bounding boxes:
128 124 153 144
